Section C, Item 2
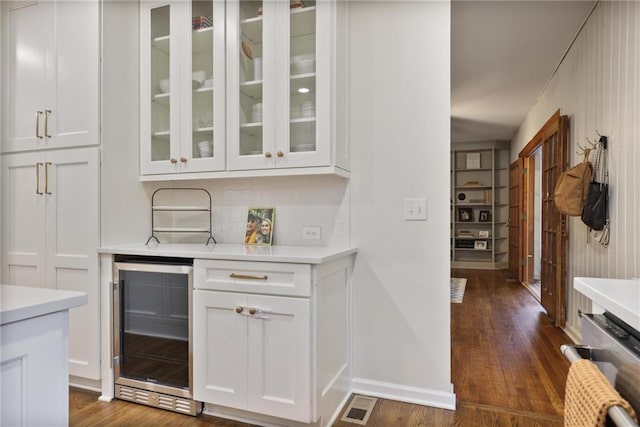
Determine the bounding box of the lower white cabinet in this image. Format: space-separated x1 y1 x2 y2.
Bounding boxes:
193 256 353 425
193 290 311 422
1 147 100 379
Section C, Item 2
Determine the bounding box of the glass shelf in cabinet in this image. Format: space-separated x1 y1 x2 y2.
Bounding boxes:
152 131 170 141
240 81 263 100
240 17 263 43
152 35 170 54
290 6 315 38
192 26 213 53
153 93 170 105
290 117 315 124
194 86 214 94
193 127 214 133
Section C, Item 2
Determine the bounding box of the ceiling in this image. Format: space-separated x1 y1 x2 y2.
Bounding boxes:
451 0 597 143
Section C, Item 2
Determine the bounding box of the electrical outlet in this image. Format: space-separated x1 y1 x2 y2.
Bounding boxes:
404 198 427 221
303 226 321 240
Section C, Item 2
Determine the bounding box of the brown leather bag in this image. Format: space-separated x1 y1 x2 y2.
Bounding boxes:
554 160 593 216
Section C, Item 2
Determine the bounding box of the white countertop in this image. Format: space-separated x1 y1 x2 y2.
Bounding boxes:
99 243 358 264
574 277 640 331
1 285 88 326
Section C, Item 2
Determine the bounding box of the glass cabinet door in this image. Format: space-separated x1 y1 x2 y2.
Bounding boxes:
149 5 173 166
239 0 265 157
289 3 316 154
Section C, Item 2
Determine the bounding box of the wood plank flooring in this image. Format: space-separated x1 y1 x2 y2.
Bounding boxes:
69 269 572 426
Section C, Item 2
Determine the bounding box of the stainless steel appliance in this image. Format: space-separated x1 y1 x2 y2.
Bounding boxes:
562 311 640 427
113 256 202 415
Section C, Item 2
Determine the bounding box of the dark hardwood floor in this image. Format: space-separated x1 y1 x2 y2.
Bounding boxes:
70 269 571 426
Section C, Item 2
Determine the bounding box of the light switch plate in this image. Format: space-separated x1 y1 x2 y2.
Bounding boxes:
303 226 321 240
404 198 427 221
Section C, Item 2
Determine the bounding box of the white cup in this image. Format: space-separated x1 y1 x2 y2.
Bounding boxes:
198 140 212 157
252 102 263 123
300 101 315 118
253 57 263 81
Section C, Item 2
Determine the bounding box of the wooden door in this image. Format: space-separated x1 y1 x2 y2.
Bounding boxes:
539 116 568 327
508 158 523 279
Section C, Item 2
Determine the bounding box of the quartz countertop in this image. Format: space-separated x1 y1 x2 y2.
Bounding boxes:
574 277 640 331
98 243 357 264
1 285 87 325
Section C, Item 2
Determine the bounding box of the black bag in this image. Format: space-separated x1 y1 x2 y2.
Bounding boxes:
581 136 609 232
581 181 608 230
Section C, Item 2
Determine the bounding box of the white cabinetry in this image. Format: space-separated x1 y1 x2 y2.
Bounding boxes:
451 141 510 270
0 0 99 153
1 148 100 379
193 256 351 425
140 0 226 175
140 0 348 180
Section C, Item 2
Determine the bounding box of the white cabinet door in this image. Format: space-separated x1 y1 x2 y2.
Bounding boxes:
1 1 49 152
45 148 100 379
227 0 330 171
1 0 99 153
193 290 310 422
247 294 311 423
1 148 100 379
1 152 47 287
140 0 225 175
193 290 248 409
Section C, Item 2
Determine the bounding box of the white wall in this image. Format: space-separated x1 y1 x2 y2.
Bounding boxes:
512 1 640 339
348 1 454 408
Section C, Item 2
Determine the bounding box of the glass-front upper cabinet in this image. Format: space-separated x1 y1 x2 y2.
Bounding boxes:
227 0 330 171
140 0 225 175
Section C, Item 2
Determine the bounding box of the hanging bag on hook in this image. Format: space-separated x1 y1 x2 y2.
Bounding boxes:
554 157 593 216
581 136 608 232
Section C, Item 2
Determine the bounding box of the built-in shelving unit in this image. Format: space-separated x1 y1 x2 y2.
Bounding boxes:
451 140 510 269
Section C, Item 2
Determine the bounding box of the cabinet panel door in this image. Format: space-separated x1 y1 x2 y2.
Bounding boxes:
49 1 99 150
1 152 47 287
247 294 311 422
44 148 100 378
193 290 248 409
1 1 48 152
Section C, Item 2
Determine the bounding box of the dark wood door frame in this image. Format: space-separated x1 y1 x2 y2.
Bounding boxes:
517 110 568 327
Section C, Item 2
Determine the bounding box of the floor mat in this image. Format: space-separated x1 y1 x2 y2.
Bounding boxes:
451 278 467 303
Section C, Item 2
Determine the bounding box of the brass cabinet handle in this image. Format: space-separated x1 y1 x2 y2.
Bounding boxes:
248 308 256 315
235 306 244 314
45 162 52 194
170 158 178 164
276 151 284 157
264 152 272 158
229 273 268 281
44 110 52 138
35 111 43 139
35 163 43 194
180 157 187 163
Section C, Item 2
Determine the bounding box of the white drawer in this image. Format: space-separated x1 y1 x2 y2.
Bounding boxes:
194 259 311 297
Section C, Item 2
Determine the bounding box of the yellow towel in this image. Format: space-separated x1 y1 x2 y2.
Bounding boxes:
564 359 637 427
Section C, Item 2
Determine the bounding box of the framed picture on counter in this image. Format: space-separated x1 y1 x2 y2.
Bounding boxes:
244 207 275 246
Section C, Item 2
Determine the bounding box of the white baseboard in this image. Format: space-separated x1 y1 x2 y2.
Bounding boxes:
562 323 581 344
69 375 102 393
350 378 456 410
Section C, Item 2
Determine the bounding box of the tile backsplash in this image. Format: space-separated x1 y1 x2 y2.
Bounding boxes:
149 175 350 247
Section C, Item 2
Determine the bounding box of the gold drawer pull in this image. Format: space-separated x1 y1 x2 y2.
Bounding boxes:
229 273 268 281
235 306 244 314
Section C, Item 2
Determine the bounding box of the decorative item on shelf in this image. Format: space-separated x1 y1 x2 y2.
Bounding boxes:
457 192 467 203
474 240 487 250
466 152 481 169
455 239 475 249
197 140 213 158
192 16 212 30
457 230 474 237
484 190 493 204
244 207 275 246
469 198 484 204
478 210 491 222
464 181 482 187
478 230 490 238
252 102 263 123
457 207 473 222
290 0 306 9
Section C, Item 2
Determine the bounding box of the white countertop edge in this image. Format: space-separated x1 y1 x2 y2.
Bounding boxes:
573 277 640 332
1 285 88 326
98 243 358 264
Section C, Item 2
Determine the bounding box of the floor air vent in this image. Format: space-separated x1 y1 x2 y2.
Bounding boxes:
340 395 377 425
